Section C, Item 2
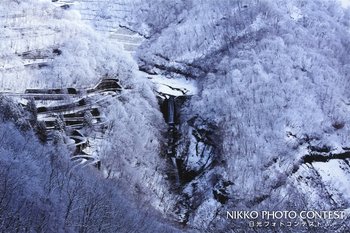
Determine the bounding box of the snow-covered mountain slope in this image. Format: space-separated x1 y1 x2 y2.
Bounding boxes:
341 0 350 8
0 0 141 92
0 1 184 232
2 0 350 232
71 0 198 96
129 0 350 231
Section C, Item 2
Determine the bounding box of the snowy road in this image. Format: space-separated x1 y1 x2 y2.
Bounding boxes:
0 78 121 169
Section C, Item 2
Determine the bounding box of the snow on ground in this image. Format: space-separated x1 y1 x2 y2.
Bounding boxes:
313 160 350 200
144 73 198 96
291 164 332 207
341 0 350 8
107 28 144 54
69 0 198 96
105 27 198 96
0 0 197 96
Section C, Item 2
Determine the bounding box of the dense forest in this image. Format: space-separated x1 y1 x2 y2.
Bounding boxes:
1 0 350 232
